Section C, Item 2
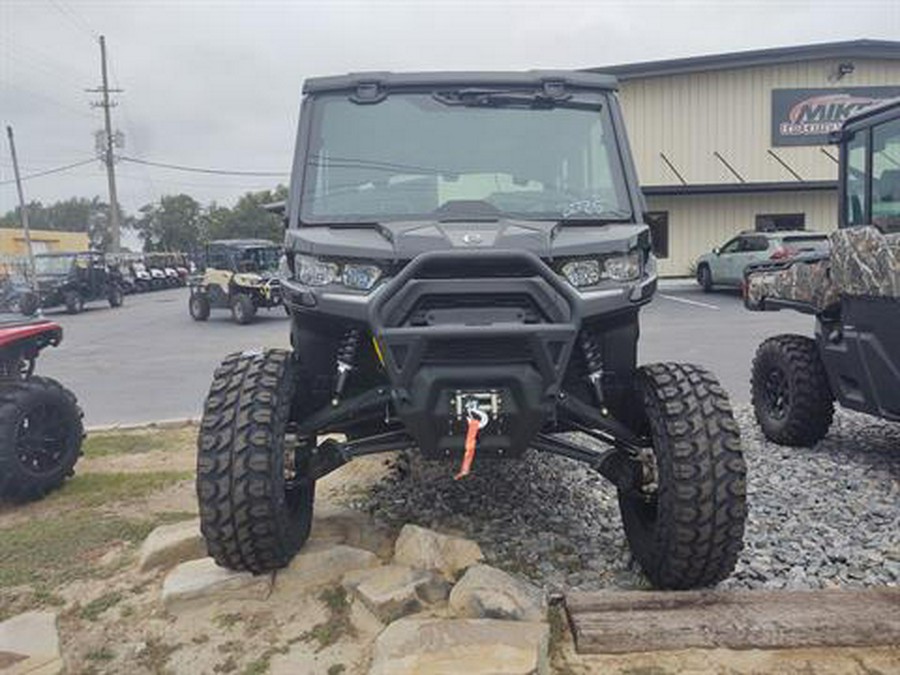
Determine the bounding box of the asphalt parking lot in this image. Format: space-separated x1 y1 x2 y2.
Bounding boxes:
36 281 811 426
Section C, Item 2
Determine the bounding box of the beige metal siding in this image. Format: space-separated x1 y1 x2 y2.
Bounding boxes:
648 191 836 277
619 58 900 186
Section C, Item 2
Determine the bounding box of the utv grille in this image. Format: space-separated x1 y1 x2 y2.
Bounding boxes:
405 293 546 326
423 337 532 363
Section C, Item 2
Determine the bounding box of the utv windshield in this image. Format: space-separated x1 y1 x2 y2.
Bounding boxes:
34 254 75 276
238 247 280 273
300 89 632 223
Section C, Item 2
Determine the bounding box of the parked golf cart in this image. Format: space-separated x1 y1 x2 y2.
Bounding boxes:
188 239 282 324
745 97 900 445
0 315 83 502
20 251 124 315
130 260 153 292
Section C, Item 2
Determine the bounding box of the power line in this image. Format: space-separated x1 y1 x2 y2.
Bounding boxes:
0 158 97 186
46 0 100 41
119 156 288 177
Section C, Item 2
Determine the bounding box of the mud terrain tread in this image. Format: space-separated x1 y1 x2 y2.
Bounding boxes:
196 349 312 573
751 334 834 447
0 376 83 502
622 363 747 590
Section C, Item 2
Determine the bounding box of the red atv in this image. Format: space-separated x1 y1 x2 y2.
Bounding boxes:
0 319 83 502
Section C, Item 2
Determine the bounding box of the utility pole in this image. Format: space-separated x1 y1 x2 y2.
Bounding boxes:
5 126 39 306
86 35 122 252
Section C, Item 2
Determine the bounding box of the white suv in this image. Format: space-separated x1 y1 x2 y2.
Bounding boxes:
695 230 829 291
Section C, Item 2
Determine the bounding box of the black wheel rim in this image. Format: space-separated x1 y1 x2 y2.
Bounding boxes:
763 366 789 420
16 403 69 475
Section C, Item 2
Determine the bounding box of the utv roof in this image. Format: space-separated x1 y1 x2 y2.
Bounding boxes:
209 239 279 249
841 96 900 134
302 70 619 95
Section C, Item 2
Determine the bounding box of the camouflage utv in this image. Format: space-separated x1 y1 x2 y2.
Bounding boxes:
744 97 900 446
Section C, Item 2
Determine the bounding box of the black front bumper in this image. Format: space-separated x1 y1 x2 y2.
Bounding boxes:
283 250 653 458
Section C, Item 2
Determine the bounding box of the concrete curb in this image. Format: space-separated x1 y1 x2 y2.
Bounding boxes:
87 417 198 433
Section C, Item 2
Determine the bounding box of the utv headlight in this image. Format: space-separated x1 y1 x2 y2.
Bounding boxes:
559 251 642 288
603 251 642 282
294 254 383 290
342 263 382 290
560 259 601 288
296 255 339 286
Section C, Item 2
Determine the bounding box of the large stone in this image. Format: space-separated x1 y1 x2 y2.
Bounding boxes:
392 524 483 580
449 564 545 622
0 611 62 675
369 617 549 675
342 564 449 622
138 518 206 573
273 543 379 595
161 558 272 610
309 505 394 559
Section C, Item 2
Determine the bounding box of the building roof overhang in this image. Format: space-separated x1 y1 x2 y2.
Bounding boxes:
589 39 900 80
642 180 837 197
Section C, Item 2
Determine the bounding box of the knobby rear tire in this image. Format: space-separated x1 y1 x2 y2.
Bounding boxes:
618 362 747 590
751 334 834 447
196 348 314 573
0 376 84 502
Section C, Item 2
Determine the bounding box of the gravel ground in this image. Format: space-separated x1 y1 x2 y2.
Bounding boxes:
356 406 900 592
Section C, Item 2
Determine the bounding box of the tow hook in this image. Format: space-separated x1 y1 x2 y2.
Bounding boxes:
454 400 489 480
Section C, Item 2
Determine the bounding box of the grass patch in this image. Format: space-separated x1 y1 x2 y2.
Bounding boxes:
79 591 123 621
301 586 355 652
83 427 194 458
44 470 191 509
85 646 115 662
0 511 161 592
213 612 244 629
328 665 346 675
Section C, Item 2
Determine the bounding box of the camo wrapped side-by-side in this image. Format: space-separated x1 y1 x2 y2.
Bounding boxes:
746 225 900 313
745 258 838 312
830 226 900 298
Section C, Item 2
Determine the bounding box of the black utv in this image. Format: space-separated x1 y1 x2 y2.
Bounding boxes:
745 97 900 446
20 251 123 315
197 71 747 590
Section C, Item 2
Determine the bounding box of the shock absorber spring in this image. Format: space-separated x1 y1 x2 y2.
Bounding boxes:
579 328 606 408
332 328 361 405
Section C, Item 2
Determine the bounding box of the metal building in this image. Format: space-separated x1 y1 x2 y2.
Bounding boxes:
592 40 900 277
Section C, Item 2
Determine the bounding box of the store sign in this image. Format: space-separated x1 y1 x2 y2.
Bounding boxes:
771 87 900 146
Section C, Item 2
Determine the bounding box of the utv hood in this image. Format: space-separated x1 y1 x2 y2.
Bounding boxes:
285 220 649 260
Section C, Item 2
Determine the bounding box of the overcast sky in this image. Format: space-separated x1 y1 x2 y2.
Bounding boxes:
1 0 898 218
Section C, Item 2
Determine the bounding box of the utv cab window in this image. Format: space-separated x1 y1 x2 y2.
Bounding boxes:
34 255 75 276
301 90 632 223
872 117 900 233
845 131 868 227
238 248 280 273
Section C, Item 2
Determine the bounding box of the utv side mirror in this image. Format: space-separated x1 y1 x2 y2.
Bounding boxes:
713 247 720 255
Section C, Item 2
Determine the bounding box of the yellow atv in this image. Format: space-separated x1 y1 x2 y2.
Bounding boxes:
188 239 282 325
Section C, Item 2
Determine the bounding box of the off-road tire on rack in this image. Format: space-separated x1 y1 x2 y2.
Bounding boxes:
18 293 39 317
64 291 83 314
189 293 211 321
751 334 834 447
0 376 84 502
196 349 315 572
618 363 746 590
108 286 124 308
231 294 257 325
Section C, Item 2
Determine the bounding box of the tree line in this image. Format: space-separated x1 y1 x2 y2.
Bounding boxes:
0 185 288 253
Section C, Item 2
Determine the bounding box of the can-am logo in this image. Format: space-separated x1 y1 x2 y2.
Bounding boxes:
780 94 879 137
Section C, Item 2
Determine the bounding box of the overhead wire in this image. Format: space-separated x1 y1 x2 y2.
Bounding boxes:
119 156 288 177
0 158 98 187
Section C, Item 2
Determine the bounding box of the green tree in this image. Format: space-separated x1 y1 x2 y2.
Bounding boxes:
202 186 287 243
136 194 203 252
